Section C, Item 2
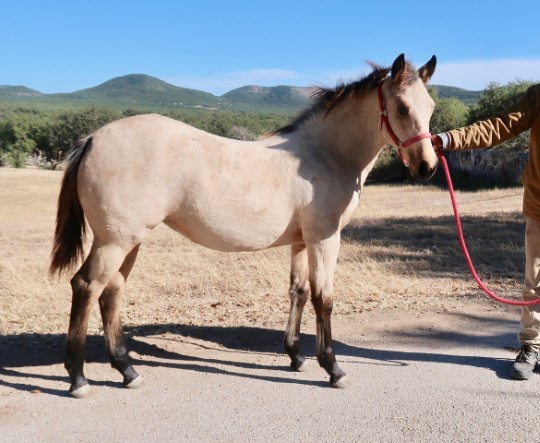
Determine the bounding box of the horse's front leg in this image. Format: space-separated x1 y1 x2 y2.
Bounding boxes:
284 243 310 371
307 234 349 388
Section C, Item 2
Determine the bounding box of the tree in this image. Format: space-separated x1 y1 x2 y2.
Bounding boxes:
45 107 120 166
467 80 533 156
467 80 532 123
430 97 468 135
227 125 257 141
0 115 45 167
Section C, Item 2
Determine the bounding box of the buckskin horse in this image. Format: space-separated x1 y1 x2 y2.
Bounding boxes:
50 54 438 397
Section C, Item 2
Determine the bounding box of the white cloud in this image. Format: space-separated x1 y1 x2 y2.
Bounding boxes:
433 58 540 90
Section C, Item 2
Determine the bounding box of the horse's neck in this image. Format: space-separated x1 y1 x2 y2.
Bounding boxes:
305 92 384 180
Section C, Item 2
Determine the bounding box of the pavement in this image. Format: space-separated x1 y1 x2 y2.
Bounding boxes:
1 302 540 442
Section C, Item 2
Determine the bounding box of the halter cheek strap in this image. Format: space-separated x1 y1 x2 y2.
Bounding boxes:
377 82 431 163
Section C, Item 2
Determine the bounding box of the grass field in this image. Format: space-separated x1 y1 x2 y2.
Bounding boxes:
0 168 525 337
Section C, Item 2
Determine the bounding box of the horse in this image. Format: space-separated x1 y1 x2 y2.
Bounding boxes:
50 53 438 398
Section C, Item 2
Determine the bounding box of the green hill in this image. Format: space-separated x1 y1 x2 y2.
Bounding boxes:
0 85 43 97
49 74 221 108
431 85 481 105
0 74 483 112
222 85 316 109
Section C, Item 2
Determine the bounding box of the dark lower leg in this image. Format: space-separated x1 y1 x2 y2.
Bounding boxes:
65 275 94 393
99 275 139 386
103 324 139 385
312 295 346 384
284 283 309 370
284 245 310 370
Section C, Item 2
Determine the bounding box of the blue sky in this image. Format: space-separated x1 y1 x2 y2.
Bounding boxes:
2 0 539 95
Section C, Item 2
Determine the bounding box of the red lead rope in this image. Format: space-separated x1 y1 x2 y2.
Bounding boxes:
438 150 540 306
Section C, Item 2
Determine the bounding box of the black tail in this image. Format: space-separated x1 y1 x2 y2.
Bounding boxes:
49 137 92 276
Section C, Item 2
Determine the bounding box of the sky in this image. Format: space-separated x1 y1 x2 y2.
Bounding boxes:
2 0 540 96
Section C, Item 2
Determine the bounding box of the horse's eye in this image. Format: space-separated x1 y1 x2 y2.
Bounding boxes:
397 105 409 116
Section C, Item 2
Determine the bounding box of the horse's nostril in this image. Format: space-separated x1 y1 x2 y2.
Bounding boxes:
417 161 434 179
418 161 428 177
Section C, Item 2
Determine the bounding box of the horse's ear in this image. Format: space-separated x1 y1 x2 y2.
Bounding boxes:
391 53 406 81
418 55 437 84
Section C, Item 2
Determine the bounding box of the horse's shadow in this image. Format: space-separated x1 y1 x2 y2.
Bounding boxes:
0 311 520 396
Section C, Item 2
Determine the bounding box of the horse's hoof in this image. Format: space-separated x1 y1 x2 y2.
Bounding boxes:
331 375 350 389
295 360 309 372
125 375 144 389
291 357 308 372
70 383 91 399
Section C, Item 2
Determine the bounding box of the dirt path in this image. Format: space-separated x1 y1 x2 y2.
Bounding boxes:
2 301 540 442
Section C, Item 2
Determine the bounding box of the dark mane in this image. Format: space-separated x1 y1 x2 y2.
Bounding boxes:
268 63 399 137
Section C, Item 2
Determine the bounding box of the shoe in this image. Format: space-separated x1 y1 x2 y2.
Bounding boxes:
510 346 539 380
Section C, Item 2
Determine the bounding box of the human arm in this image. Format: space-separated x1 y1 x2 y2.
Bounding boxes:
432 84 538 151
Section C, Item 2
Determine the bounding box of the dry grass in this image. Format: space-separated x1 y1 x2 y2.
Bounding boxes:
0 168 525 336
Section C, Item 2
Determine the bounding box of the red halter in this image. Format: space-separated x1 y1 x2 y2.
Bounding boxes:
377 82 431 163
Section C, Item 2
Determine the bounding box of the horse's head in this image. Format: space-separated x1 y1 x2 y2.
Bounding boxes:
379 54 438 180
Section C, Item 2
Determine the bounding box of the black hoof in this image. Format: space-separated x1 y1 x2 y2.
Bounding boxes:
290 356 308 372
122 367 141 387
330 373 350 388
70 382 91 398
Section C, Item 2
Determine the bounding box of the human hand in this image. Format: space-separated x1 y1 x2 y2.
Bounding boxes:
431 134 443 154
431 134 443 151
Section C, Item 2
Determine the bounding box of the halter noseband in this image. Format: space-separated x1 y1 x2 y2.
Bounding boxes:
377 82 431 164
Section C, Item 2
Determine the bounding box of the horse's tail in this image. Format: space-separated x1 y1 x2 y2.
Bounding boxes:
49 137 93 277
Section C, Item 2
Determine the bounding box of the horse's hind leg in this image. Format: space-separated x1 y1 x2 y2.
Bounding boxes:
65 243 130 398
284 243 310 371
98 244 142 389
